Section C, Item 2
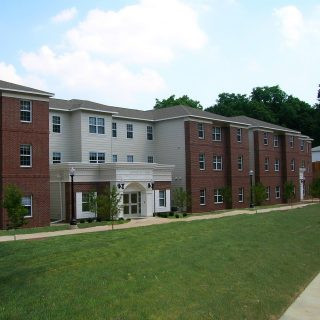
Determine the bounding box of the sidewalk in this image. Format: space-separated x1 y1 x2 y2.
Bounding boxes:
280 273 320 320
0 202 314 243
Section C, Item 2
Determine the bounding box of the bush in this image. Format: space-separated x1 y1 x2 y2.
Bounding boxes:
175 214 180 218
79 219 86 224
157 212 169 218
169 211 174 217
96 217 102 222
87 218 94 223
182 212 188 217
118 217 124 221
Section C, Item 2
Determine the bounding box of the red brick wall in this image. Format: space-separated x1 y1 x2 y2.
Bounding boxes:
154 181 171 190
185 121 250 213
0 96 50 229
65 182 109 222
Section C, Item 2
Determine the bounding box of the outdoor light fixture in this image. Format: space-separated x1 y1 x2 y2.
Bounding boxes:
148 182 154 189
69 167 77 227
117 183 125 189
249 170 254 208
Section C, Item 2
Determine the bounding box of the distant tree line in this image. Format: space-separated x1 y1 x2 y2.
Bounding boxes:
155 86 320 146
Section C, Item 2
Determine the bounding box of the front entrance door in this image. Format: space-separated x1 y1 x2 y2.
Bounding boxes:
123 192 141 217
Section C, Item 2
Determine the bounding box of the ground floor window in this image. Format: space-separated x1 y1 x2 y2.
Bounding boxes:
22 196 32 217
214 189 223 204
266 186 270 200
89 152 105 163
82 193 90 212
200 189 206 205
159 190 166 207
112 154 118 162
275 186 281 199
52 152 61 163
238 187 244 202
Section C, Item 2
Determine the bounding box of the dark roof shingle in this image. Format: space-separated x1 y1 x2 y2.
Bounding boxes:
0 80 53 96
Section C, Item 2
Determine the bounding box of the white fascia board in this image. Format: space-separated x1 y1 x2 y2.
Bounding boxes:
0 87 54 97
112 115 154 122
252 126 300 134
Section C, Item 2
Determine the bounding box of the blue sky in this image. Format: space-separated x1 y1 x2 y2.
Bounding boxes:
1 0 319 109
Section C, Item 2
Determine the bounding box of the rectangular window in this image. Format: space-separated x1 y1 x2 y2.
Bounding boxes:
52 116 61 133
238 187 244 203
147 126 153 140
22 196 32 217
237 128 242 142
289 136 294 148
20 144 32 167
213 155 223 171
127 124 133 139
300 140 304 151
212 127 222 141
263 132 268 145
89 152 105 163
214 189 223 204
200 189 206 205
274 159 280 172
237 155 243 171
264 157 269 171
52 152 61 164
290 159 295 171
147 156 154 163
198 123 205 139
159 190 166 207
89 117 105 134
127 155 134 163
20 100 32 123
275 186 281 199
266 186 270 200
82 192 90 212
112 154 118 163
112 122 117 137
199 153 205 170
273 135 279 147
301 160 305 168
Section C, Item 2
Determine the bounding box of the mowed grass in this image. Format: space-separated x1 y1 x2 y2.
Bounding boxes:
0 205 319 320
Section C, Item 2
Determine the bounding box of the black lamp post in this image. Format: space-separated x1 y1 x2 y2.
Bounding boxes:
69 167 77 227
249 170 254 208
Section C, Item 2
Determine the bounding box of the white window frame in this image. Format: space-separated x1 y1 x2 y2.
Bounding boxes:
147 156 154 163
147 126 153 140
273 135 279 147
20 100 32 123
198 123 205 139
300 140 304 151
238 187 244 203
200 189 206 205
289 136 294 148
214 188 223 204
89 117 105 134
127 124 133 139
89 152 105 163
52 116 61 133
263 132 268 145
275 186 281 199
199 153 205 170
237 155 243 171
82 192 90 212
159 190 166 207
274 159 280 172
127 155 134 163
112 154 118 163
237 128 242 143
290 159 295 171
22 195 32 218
112 122 117 138
20 144 32 167
212 127 222 141
52 152 61 164
266 186 270 200
264 157 269 171
301 160 305 168
213 155 223 171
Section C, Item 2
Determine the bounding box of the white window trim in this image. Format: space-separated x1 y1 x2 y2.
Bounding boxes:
275 186 281 199
127 155 134 162
212 127 222 141
199 153 206 170
237 128 242 143
89 152 105 164
200 189 206 206
147 156 154 163
89 117 105 135
20 100 32 123
52 115 61 134
289 136 294 148
274 159 280 172
238 187 244 203
20 144 32 168
238 155 243 171
159 190 166 207
266 187 270 201
214 189 223 204
147 125 153 140
22 195 32 218
127 124 133 139
112 154 118 162
52 152 61 164
273 135 279 147
263 132 269 145
198 123 205 139
291 159 295 171
264 157 269 171
112 122 117 138
213 155 223 171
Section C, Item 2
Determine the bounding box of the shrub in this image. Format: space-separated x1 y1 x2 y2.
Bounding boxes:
118 217 124 221
157 212 169 218
79 219 86 223
87 218 93 223
182 212 188 217
96 217 102 222
175 214 180 218
169 211 174 217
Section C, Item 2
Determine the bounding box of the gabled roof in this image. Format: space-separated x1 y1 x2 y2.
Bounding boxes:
0 80 53 97
49 98 250 125
312 146 320 152
228 115 300 134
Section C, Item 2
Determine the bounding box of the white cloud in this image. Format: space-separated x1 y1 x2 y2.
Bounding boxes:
0 62 23 84
52 7 77 23
66 0 207 64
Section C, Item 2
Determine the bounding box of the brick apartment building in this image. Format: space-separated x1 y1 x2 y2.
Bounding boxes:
0 80 313 228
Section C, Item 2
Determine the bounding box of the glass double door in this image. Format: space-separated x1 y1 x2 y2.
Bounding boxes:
123 192 141 216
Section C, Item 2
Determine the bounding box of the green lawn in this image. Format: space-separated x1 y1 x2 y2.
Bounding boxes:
0 205 319 320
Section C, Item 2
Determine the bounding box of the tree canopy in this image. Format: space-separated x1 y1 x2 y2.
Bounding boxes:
154 95 203 110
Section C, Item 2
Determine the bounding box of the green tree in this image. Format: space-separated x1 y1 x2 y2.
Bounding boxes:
2 184 27 233
173 188 191 213
252 183 267 207
88 191 98 219
154 95 203 110
221 186 232 209
309 178 320 202
284 181 295 207
97 186 122 229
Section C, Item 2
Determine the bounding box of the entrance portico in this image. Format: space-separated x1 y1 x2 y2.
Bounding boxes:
50 162 174 221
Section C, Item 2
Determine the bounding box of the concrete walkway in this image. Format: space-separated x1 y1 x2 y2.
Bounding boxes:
0 202 314 243
280 273 320 320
